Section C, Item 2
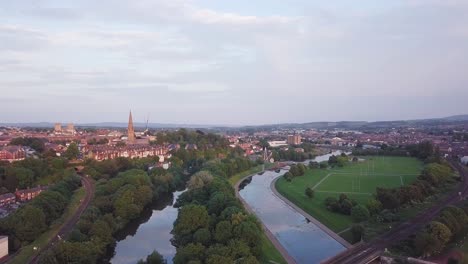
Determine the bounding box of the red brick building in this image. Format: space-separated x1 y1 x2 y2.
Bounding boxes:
15 186 47 202
0 193 15 207
0 146 25 162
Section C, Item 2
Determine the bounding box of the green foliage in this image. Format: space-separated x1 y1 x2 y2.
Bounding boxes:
351 205 370 222
64 143 79 160
137 250 167 264
419 163 452 186
305 187 314 198
366 199 382 215
9 137 45 152
350 224 364 242
415 221 452 257
324 194 357 215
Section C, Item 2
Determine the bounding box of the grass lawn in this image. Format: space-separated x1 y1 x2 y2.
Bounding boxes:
10 187 86 264
229 165 286 264
275 156 423 233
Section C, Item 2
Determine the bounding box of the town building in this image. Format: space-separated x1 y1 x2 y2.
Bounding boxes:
0 236 7 259
0 146 26 162
85 145 169 161
15 186 47 202
0 193 15 207
268 141 288 148
54 123 62 133
287 134 302 145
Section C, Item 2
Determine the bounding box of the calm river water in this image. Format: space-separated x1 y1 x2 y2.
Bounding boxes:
239 152 346 263
109 190 185 264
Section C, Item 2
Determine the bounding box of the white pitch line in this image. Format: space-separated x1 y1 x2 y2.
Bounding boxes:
400 175 404 185
312 173 333 190
315 190 372 195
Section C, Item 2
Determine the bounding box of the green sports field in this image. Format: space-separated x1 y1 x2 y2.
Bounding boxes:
275 156 423 233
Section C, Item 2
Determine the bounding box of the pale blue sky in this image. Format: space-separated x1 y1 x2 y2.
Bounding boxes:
1 0 467 125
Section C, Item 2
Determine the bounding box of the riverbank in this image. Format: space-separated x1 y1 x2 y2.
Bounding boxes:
271 177 352 248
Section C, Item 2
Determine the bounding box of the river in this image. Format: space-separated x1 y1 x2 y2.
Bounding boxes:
109 190 185 264
239 151 346 263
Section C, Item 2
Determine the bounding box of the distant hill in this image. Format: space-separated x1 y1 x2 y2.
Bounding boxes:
441 115 468 121
1 114 466 130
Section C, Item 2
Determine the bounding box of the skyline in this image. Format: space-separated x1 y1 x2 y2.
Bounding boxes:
1 0 468 125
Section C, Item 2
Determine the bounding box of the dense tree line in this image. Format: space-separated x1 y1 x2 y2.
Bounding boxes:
0 174 81 250
328 153 349 167
39 155 189 263
0 157 70 192
374 162 453 212
87 138 109 145
9 137 46 152
283 163 307 181
154 129 229 150
171 170 263 264
272 148 313 162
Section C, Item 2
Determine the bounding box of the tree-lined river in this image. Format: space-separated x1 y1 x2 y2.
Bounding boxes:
239 152 346 263
108 152 345 264
109 190 185 264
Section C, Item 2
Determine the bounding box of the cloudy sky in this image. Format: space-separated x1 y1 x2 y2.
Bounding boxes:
1 0 468 125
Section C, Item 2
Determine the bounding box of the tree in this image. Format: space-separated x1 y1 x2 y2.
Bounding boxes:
376 188 400 210
283 172 293 182
366 199 382 215
305 187 314 198
173 205 210 246
351 205 370 222
13 205 47 242
415 221 452 257
188 171 213 189
65 143 79 160
214 221 232 243
13 167 35 189
173 243 206 264
138 250 167 264
193 228 211 246
350 224 364 242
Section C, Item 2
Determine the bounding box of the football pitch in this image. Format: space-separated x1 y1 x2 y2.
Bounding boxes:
275 156 423 232
312 156 421 197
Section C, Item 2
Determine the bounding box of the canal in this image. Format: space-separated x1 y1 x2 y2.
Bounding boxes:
239 152 346 263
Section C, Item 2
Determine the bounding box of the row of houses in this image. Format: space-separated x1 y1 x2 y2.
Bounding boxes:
0 146 26 162
83 145 173 161
0 186 48 207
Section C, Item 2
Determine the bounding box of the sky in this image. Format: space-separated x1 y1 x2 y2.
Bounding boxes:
1 0 468 125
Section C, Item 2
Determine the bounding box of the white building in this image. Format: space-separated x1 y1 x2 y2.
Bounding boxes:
268 141 288 148
461 156 468 165
0 236 7 259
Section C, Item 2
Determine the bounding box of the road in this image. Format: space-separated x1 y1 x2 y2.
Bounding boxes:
323 162 468 264
28 175 94 264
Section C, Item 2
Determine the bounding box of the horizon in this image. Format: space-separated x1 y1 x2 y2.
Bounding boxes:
1 1 468 124
1 113 467 128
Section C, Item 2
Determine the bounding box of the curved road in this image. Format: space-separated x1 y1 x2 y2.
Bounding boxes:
28 175 94 264
323 162 468 264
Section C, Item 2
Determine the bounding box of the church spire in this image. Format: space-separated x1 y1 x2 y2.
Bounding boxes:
128 110 135 143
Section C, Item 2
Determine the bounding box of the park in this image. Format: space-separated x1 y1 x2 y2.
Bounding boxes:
275 156 423 233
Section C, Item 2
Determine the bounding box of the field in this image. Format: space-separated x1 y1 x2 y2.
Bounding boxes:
275 156 423 233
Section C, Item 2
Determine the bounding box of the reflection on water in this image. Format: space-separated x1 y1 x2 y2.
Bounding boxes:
109 190 185 264
239 152 345 263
